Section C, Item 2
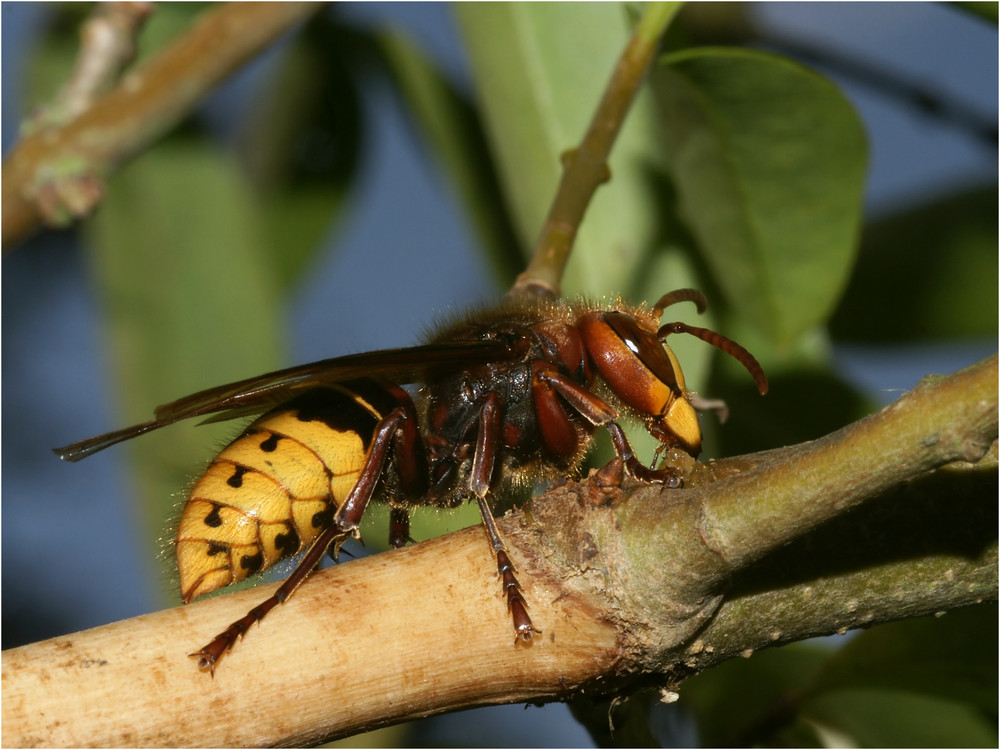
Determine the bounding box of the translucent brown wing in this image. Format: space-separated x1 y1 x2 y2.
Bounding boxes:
54 340 518 462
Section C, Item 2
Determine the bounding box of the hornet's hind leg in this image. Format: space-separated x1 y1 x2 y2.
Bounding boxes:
192 404 421 675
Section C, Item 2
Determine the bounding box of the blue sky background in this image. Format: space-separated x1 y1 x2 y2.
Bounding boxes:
2 4 996 746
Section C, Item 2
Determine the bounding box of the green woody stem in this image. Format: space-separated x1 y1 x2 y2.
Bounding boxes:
510 2 683 299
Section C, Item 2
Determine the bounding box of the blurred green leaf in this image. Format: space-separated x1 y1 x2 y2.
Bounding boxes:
85 134 284 585
653 47 868 347
24 6 86 116
662 2 756 50
681 608 998 747
804 688 998 748
952 3 999 25
453 3 671 297
708 364 872 456
807 605 998 718
831 185 998 342
680 642 831 746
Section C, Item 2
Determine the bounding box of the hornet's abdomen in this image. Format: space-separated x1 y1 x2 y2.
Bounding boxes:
176 384 384 602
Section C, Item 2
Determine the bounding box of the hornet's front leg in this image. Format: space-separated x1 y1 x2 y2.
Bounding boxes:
535 366 683 487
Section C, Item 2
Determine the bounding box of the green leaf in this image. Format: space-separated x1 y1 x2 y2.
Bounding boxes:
682 608 999 747
952 3 999 25
807 605 998 717
680 642 832 746
653 47 868 346
85 134 284 577
453 3 671 298
831 185 998 342
804 688 998 748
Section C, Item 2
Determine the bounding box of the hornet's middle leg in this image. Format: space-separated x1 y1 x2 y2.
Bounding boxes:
469 392 538 642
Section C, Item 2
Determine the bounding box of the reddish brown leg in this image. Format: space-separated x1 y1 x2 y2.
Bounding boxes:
192 522 348 675
536 367 618 425
536 368 682 486
471 394 539 642
192 407 412 675
475 495 538 643
603 422 682 487
381 383 430 497
531 360 582 459
469 392 501 496
388 506 412 549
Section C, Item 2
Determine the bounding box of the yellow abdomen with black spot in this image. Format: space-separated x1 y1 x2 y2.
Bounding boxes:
176 383 388 602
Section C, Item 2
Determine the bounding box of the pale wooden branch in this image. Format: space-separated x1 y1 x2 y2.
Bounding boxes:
2 2 324 248
1 527 621 747
3 356 995 747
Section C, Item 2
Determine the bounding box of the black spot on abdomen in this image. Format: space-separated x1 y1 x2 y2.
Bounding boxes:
311 505 334 530
259 433 280 452
227 465 251 488
240 552 263 574
274 526 300 556
205 504 223 528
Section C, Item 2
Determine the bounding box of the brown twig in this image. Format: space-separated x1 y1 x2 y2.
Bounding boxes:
2 2 324 248
3 356 995 746
508 2 682 299
27 2 154 132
